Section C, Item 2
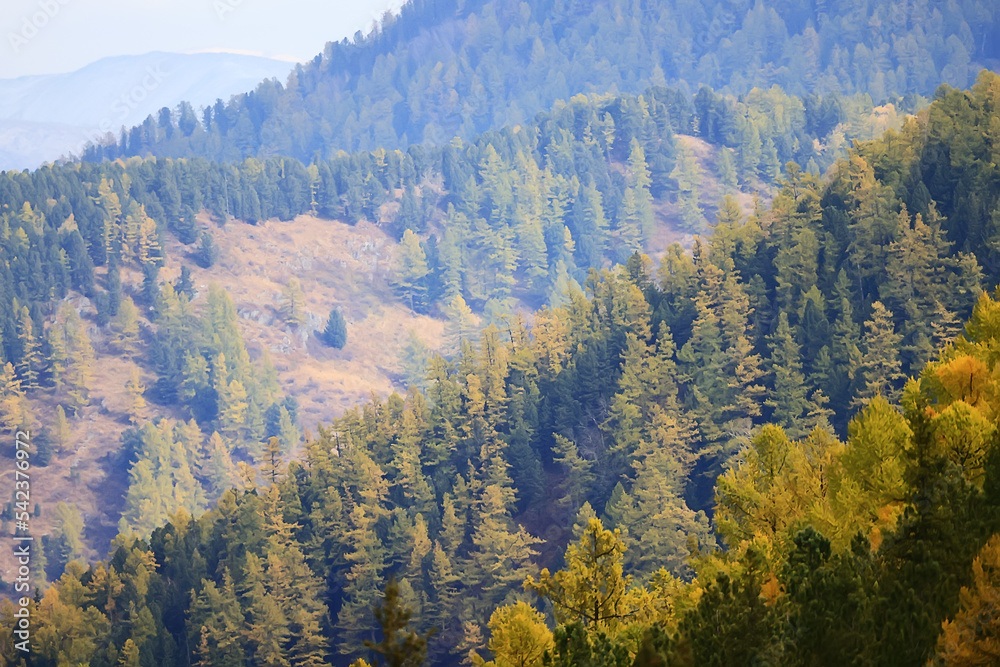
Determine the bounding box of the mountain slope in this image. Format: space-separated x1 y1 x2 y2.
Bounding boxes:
84 0 999 163
6 74 1000 665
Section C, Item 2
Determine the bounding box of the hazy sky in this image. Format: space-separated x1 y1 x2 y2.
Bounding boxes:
2 0 405 79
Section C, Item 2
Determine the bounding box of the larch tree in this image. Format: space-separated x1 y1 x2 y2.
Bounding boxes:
281 278 307 328
396 229 430 311
936 534 1000 664
62 306 95 414
671 141 704 232
114 296 141 358
15 306 40 390
445 295 478 353
525 518 637 632
475 601 553 667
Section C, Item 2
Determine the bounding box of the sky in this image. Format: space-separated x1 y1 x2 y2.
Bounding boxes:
1 0 406 79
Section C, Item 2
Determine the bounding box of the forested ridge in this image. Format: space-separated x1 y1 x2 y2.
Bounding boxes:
80 0 999 163
2 72 1000 666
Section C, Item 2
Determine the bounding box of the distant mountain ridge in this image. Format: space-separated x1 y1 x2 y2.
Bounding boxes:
0 51 296 171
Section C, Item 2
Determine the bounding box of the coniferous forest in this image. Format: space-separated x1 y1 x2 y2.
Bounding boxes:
2 0 1000 665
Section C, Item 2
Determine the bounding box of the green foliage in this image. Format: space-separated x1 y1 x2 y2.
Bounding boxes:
195 231 219 268
85 0 997 164
321 308 348 349
363 578 436 667
10 34 1000 667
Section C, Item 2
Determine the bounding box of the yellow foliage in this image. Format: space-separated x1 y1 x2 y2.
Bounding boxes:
933 355 995 414
524 518 636 632
931 400 997 485
481 601 553 667
715 425 828 550
825 396 910 549
936 534 1000 665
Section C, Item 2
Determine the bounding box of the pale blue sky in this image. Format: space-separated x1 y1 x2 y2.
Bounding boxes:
2 0 405 78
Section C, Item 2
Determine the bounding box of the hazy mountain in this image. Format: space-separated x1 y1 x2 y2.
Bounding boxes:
0 51 296 170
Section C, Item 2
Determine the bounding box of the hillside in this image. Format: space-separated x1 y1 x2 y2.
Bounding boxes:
0 0 997 658
0 120 752 588
158 214 446 430
4 74 1000 665
0 212 446 576
83 0 998 163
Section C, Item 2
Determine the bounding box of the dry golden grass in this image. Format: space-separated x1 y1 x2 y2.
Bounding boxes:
159 214 445 433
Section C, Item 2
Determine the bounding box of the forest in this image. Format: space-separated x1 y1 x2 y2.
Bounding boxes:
0 68 998 665
1 0 999 663
78 0 998 163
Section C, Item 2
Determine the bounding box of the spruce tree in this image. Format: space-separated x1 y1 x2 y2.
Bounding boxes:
195 231 219 268
852 301 905 409
321 308 348 349
364 578 436 667
766 311 811 439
